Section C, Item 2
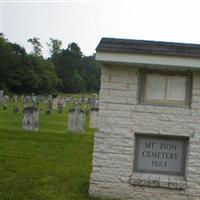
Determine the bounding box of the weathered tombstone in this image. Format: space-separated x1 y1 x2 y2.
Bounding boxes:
52 95 58 109
90 108 99 128
36 95 42 102
13 95 19 112
58 97 65 113
13 95 18 102
68 106 85 133
24 95 31 108
23 107 39 131
91 93 97 108
89 38 200 200
46 95 52 114
32 95 37 107
0 90 4 104
4 95 9 100
0 90 4 99
2 95 8 109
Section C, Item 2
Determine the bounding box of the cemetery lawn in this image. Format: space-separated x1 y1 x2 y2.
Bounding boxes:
0 99 102 200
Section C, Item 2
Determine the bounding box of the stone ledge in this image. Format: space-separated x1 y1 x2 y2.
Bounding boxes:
129 173 187 190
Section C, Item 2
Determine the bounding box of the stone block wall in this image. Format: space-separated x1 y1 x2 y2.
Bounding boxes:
89 64 200 200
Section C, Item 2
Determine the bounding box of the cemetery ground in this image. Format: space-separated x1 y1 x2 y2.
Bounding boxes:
0 97 103 200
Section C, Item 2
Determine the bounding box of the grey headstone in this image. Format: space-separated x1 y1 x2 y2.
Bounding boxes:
58 97 65 113
13 95 18 102
90 108 99 128
2 95 8 108
24 95 31 108
36 95 44 102
91 93 98 108
68 108 85 133
46 99 52 114
32 95 37 107
4 95 9 101
0 90 4 101
52 97 58 109
23 107 39 131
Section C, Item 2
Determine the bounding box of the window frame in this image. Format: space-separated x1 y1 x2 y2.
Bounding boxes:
138 69 192 107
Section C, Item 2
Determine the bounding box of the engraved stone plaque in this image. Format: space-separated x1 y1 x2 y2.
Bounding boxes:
135 135 188 176
23 107 39 131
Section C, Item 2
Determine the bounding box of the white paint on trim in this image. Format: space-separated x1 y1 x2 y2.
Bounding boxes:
96 52 200 68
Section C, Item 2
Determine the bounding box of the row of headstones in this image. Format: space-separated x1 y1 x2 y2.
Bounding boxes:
23 106 99 132
0 90 99 114
0 90 9 109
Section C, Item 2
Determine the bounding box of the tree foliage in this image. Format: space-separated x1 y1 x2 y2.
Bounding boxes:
51 42 100 93
0 35 100 94
46 38 62 56
28 37 43 56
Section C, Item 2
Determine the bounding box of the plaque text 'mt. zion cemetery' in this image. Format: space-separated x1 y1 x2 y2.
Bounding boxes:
135 135 188 176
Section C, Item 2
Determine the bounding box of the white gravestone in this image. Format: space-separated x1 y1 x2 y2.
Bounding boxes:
23 107 39 131
58 97 65 113
13 95 18 102
0 90 4 103
2 95 9 109
46 99 52 114
24 95 31 108
90 108 99 128
32 95 37 107
68 108 85 133
91 93 97 108
52 97 58 109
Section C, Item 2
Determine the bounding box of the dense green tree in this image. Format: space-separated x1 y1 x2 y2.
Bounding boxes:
0 35 12 90
0 35 60 94
47 38 62 56
28 37 43 56
81 55 101 92
26 55 60 93
51 42 86 93
67 42 83 57
6 43 30 93
0 34 100 94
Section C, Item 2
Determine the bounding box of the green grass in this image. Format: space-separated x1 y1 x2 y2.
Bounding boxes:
0 98 102 200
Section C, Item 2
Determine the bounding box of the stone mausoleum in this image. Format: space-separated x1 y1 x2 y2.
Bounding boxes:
89 38 200 200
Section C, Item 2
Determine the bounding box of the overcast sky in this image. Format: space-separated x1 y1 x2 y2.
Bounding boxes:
1 0 200 57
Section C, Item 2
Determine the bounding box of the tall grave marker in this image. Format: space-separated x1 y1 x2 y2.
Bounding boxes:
68 103 85 133
90 108 99 129
23 107 39 131
0 90 4 102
